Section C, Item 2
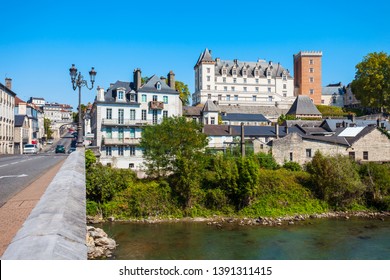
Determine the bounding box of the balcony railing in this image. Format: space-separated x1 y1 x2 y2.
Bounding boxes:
101 118 149 126
102 137 141 145
149 101 164 110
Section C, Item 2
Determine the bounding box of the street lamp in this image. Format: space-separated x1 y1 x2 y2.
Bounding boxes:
69 64 97 147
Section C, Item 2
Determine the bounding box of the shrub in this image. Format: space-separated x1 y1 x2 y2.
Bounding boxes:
283 161 302 171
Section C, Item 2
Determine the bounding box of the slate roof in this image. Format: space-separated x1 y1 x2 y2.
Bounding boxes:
322 84 345 96
0 82 16 97
104 80 134 102
139 75 178 94
202 99 219 112
204 124 287 138
320 119 390 131
219 105 289 116
221 113 270 123
15 115 27 127
195 48 214 67
183 106 202 116
286 96 322 116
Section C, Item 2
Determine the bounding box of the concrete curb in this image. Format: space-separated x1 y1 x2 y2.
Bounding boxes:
1 149 86 260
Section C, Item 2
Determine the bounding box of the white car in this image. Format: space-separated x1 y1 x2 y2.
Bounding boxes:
23 144 39 154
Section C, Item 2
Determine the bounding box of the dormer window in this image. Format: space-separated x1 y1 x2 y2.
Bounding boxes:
255 70 259 77
156 82 162 90
232 68 237 76
242 69 247 76
222 68 227 75
118 90 124 100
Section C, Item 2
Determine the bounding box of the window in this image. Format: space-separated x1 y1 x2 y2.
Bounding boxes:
118 109 124 124
255 87 259 92
289 152 293 161
231 87 235 91
267 71 271 77
105 146 112 156
152 95 158 101
129 146 135 156
255 71 259 77
255 78 259 84
282 75 287 81
215 86 217 90
222 69 227 75
243 87 247 92
310 89 314 95
207 67 210 73
233 69 237 75
268 96 273 102
268 87 271 93
129 163 134 168
234 95 238 101
106 127 112 139
118 90 124 100
218 95 222 100
306 149 312 158
243 70 247 76
130 109 136 120
309 68 314 73
223 77 226 83
309 77 314 83
268 79 271 84
118 146 124 156
142 94 147 102
163 96 168 104
118 127 124 139
233 78 237 83
207 85 211 90
349 152 355 160
224 86 227 91
152 110 158 124
283 84 287 89
309 59 314 65
211 117 215 124
363 151 368 160
283 93 287 97
163 110 168 119
130 128 135 138
156 82 162 90
252 95 257 101
141 110 146 121
206 94 211 99
243 78 247 83
106 108 112 119
207 76 210 82
226 95 231 101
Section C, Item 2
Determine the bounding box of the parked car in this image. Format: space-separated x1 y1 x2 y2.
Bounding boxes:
23 144 39 154
47 139 54 145
68 147 77 154
55 145 65 154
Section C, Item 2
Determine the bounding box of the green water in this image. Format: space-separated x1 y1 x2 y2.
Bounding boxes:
100 217 390 260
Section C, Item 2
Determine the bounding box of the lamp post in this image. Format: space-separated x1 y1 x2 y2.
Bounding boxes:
69 64 96 147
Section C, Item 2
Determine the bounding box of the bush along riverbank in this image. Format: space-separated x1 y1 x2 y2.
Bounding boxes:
85 150 390 223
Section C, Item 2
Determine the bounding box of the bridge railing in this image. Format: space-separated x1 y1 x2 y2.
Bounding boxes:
1 149 86 260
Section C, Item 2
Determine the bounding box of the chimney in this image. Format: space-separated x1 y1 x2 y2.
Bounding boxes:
241 122 245 157
275 123 279 139
97 86 105 101
5 78 12 90
133 68 141 90
167 70 175 89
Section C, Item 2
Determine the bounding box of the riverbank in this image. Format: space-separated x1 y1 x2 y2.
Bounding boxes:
87 210 390 227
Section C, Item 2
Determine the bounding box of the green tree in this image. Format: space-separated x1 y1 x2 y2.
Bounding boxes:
175 80 191 105
140 116 208 178
44 118 53 139
351 52 390 112
306 152 365 209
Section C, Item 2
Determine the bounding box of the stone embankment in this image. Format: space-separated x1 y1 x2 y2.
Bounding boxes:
86 226 116 259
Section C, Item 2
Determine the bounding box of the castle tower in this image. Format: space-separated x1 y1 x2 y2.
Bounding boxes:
192 48 216 105
293 51 322 105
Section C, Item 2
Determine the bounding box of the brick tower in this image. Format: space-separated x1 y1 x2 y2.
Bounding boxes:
293 51 322 104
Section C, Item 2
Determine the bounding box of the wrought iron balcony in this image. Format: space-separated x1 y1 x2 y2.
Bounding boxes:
101 118 149 126
102 137 141 145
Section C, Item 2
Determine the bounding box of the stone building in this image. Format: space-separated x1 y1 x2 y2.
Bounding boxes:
321 82 345 107
14 115 30 154
271 125 390 165
192 48 295 108
0 78 15 154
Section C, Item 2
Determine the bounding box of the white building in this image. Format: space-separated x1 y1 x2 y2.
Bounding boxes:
192 48 295 109
0 78 15 154
321 82 345 107
91 69 182 172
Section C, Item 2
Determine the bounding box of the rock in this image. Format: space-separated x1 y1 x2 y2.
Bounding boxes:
87 226 116 259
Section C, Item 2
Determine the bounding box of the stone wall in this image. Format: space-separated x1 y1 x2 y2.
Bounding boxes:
1 150 87 260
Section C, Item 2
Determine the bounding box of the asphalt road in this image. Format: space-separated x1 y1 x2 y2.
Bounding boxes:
0 136 73 208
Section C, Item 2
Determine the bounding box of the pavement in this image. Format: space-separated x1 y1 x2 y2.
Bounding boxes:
0 159 65 257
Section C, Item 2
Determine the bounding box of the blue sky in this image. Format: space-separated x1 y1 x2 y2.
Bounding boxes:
1 0 389 110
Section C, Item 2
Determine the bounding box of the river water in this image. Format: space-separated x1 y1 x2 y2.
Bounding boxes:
100 217 390 260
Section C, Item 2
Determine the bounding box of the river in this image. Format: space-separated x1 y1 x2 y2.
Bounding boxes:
99 217 390 260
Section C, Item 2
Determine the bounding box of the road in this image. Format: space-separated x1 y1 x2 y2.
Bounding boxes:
0 135 74 208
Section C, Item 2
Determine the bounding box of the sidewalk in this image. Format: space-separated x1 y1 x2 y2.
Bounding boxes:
0 159 65 257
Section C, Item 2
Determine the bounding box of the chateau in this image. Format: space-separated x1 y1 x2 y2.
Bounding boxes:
192 49 296 109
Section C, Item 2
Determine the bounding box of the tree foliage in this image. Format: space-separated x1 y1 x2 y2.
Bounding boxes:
140 116 208 178
175 80 191 105
351 52 390 112
306 151 365 209
44 118 53 139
